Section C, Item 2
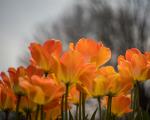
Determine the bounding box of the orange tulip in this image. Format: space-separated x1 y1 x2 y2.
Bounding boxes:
77 63 97 95
69 86 80 104
1 67 27 96
26 65 44 78
144 52 150 67
0 72 11 87
91 66 131 97
57 43 96 87
29 39 62 73
0 82 16 110
118 48 150 82
75 38 111 68
19 75 64 105
74 38 111 95
7 66 27 95
44 100 61 120
1 65 44 96
111 95 132 117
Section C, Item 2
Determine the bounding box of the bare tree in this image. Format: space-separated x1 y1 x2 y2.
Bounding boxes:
23 0 150 65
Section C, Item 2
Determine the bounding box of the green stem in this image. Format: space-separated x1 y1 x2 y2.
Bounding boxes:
112 114 116 120
4 109 9 120
25 109 32 120
97 96 102 120
146 104 150 113
82 92 85 120
132 88 135 120
132 81 140 120
25 110 29 120
35 104 40 120
29 113 32 120
65 83 69 120
16 95 21 120
61 94 65 120
79 92 82 120
106 95 112 120
136 82 143 120
40 105 44 120
131 87 135 120
76 104 79 120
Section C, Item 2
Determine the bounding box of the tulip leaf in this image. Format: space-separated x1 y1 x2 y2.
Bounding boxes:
85 114 88 120
141 110 150 120
69 110 74 120
90 108 98 120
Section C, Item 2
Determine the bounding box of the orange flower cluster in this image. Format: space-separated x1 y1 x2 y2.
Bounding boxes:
0 38 150 120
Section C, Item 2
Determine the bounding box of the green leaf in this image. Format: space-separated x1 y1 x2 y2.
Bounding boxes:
142 110 150 120
85 114 88 120
90 108 98 120
69 110 74 120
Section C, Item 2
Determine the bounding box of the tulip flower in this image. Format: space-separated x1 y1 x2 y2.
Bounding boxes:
19 75 64 105
69 86 80 105
1 67 31 119
56 47 85 120
144 52 150 67
44 101 61 120
26 65 44 78
19 75 64 120
118 48 150 120
7 66 27 95
56 42 97 120
29 39 62 73
0 82 16 110
56 42 97 88
1 66 43 96
91 66 131 97
111 95 132 117
0 72 11 87
102 95 132 117
118 48 150 82
90 66 132 120
75 38 111 68
57 45 86 85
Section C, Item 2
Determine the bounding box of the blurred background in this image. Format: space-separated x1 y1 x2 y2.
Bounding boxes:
1 0 150 71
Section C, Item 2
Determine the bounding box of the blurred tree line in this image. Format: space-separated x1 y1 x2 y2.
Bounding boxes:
21 0 150 65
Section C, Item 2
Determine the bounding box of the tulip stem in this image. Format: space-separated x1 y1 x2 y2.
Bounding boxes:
25 110 29 120
132 87 135 120
97 96 102 120
79 92 82 120
40 105 44 120
4 109 9 120
132 81 140 120
82 92 86 120
106 95 112 120
112 114 117 120
61 94 65 120
35 104 40 120
76 104 79 120
29 113 32 120
65 83 69 120
16 95 21 120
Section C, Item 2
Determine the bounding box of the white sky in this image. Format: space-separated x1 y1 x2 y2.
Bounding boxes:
0 0 74 71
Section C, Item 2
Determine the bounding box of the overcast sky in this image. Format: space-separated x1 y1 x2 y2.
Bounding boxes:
0 0 74 71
